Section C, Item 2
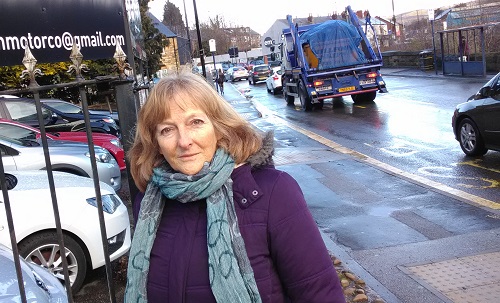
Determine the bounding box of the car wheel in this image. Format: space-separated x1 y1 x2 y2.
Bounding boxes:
266 83 271 93
18 231 88 292
458 118 488 156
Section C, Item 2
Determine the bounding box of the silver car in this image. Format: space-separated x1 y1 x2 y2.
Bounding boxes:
0 243 68 303
0 136 121 191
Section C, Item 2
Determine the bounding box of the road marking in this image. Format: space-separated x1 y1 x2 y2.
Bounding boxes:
459 159 500 174
244 94 500 210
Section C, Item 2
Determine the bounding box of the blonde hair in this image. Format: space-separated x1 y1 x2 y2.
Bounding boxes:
128 71 263 192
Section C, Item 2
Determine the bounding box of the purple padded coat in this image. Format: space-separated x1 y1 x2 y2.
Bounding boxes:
132 150 346 303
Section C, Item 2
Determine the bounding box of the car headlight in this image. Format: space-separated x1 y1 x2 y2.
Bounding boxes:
101 118 116 124
85 150 111 163
110 139 122 148
86 194 123 214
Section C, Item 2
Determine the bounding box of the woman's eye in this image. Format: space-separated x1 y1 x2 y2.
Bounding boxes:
192 119 204 125
159 127 173 135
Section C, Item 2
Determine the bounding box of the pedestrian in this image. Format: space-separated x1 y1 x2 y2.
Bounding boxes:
459 36 469 62
216 68 225 94
124 70 346 303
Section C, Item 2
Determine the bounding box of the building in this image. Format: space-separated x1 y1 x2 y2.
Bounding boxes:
147 12 191 75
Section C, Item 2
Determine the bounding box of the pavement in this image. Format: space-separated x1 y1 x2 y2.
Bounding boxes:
218 68 500 303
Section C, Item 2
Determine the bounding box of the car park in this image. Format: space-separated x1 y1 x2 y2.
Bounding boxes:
0 118 126 170
265 67 283 95
0 243 68 303
0 171 131 292
225 66 249 82
0 135 122 191
249 64 271 85
452 71 500 156
0 97 120 138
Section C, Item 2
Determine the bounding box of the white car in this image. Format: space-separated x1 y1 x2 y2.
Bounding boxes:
225 66 249 82
265 67 283 95
0 243 68 303
0 171 131 292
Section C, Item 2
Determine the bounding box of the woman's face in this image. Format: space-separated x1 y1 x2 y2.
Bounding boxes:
155 101 218 175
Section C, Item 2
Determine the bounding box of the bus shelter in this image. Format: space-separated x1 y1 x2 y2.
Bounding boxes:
438 23 498 77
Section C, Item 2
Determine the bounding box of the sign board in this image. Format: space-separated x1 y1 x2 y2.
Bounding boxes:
264 37 273 48
228 47 238 58
0 0 130 66
428 9 435 21
125 0 147 60
209 39 216 52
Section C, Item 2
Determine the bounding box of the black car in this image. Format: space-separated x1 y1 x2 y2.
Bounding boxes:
0 97 120 138
452 72 500 156
248 64 271 85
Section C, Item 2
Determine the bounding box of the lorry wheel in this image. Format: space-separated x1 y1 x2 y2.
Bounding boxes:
299 81 313 111
351 91 376 103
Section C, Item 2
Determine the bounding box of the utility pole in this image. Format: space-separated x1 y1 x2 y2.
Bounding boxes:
392 0 396 41
182 0 192 58
192 0 206 78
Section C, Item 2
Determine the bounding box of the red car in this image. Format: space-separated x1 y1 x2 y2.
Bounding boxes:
0 119 126 170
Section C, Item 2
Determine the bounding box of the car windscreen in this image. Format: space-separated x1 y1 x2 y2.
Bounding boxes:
43 101 82 114
254 66 269 72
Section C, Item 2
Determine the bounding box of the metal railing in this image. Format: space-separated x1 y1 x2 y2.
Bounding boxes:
0 43 138 303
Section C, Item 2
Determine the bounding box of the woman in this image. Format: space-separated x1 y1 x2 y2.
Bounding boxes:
216 68 225 94
125 71 345 303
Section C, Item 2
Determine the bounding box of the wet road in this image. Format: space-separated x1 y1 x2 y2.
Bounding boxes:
229 75 500 205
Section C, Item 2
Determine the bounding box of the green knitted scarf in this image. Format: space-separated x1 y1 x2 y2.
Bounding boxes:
124 149 262 303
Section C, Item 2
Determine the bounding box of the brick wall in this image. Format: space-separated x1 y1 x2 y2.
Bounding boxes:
160 37 180 71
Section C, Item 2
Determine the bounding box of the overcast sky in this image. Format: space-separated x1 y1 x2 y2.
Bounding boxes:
148 0 472 35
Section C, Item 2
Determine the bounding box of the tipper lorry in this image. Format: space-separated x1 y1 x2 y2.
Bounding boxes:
282 5 388 111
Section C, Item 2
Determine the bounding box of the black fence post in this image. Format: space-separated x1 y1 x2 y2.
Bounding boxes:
113 80 140 206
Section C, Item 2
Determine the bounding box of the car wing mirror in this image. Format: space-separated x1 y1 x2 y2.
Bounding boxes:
3 173 18 190
479 86 492 97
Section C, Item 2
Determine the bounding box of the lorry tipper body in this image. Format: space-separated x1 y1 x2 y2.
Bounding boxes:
282 6 388 110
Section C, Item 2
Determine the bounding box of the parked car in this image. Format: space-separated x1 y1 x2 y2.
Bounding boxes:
0 171 131 292
41 99 120 138
452 72 500 156
265 67 283 95
248 64 271 85
0 96 121 138
0 118 125 170
225 66 249 82
0 243 68 302
88 108 119 126
0 135 122 191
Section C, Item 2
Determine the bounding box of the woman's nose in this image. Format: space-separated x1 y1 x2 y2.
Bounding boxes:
177 128 193 147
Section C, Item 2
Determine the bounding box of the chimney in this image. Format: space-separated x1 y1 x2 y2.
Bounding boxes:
307 14 313 23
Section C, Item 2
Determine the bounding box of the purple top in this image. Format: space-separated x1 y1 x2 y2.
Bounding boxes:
133 164 346 303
